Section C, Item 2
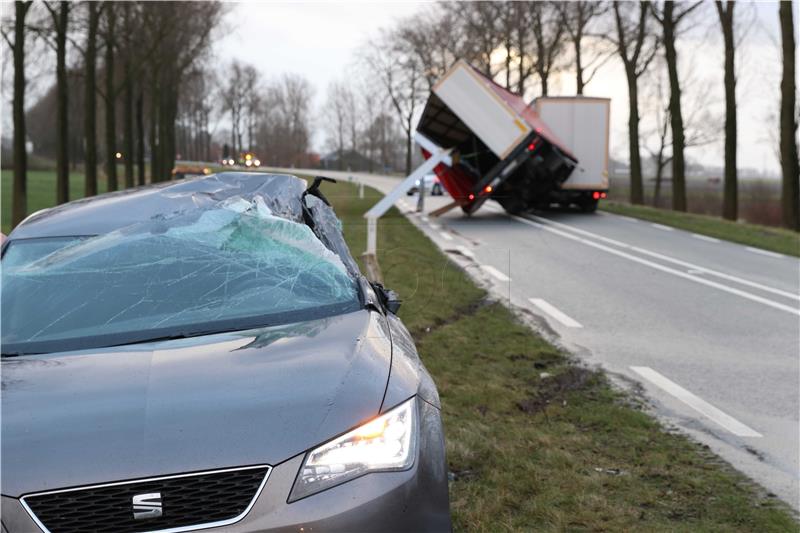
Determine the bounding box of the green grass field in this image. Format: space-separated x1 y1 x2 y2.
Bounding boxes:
1 170 109 234
328 183 795 531
601 201 800 257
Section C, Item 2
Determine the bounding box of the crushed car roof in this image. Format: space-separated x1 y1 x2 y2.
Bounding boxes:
6 172 361 277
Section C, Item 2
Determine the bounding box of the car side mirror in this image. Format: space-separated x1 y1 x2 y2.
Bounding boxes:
384 290 402 314
372 283 402 314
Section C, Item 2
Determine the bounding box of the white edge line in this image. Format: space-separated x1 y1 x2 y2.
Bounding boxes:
745 247 784 259
630 366 762 438
528 298 583 328
524 213 800 304
480 264 510 282
439 232 453 241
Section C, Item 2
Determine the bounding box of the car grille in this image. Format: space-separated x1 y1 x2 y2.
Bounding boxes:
20 465 270 533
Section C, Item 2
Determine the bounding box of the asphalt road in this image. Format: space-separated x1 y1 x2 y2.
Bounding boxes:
281 168 800 509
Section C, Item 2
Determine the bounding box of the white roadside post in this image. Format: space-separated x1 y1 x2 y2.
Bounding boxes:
362 134 452 282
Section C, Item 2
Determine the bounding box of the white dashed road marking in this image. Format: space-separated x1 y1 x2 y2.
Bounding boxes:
651 223 674 231
745 247 784 259
457 245 475 259
480 264 510 282
630 366 763 438
528 298 583 328
691 233 721 243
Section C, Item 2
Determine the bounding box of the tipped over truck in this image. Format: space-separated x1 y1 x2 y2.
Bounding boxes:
417 60 610 214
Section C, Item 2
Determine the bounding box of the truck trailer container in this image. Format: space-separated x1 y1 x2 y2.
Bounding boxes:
417 60 609 214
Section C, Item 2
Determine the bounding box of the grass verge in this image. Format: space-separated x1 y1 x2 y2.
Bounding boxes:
329 183 796 531
601 201 800 258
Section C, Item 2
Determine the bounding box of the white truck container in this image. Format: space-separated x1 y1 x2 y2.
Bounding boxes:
432 61 533 160
534 97 610 192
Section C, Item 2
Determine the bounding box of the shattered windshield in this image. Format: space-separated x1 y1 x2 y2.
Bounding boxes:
1 195 360 355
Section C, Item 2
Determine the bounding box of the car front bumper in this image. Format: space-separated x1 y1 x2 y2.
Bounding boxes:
1 399 450 533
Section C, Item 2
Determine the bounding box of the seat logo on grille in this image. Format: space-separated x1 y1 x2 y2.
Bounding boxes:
132 492 163 520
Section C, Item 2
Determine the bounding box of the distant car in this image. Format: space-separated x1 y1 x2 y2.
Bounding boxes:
406 174 444 196
172 161 212 179
1 173 451 532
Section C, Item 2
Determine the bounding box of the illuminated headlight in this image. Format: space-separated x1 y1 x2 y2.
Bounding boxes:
245 160 253 167
289 397 417 501
254 159 261 167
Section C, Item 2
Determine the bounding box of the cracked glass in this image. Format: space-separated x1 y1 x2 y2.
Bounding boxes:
2 181 360 355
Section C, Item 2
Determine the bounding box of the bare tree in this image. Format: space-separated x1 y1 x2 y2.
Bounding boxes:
651 0 703 212
644 58 720 207
324 80 348 169
83 1 101 196
608 1 659 205
255 74 314 167
42 1 72 204
102 2 118 190
396 6 460 91
558 1 611 94
362 32 426 175
779 1 799 230
221 61 247 157
1 1 33 227
526 1 565 96
453 2 502 79
715 1 737 221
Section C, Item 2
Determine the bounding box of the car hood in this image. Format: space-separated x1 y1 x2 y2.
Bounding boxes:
1 310 392 497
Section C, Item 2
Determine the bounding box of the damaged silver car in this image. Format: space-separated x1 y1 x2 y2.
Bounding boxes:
0 172 451 533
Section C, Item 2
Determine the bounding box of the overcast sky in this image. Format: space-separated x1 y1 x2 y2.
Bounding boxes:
216 1 789 177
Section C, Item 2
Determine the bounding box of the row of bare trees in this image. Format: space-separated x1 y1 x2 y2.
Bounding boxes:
217 60 316 169
3 1 224 228
355 1 799 230
322 76 407 173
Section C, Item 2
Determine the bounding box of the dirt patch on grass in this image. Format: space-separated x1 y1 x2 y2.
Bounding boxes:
516 366 595 415
411 296 493 341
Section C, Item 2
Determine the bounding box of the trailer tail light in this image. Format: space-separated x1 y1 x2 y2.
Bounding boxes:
592 192 600 200
600 192 607 199
484 185 493 193
468 194 475 201
527 141 537 152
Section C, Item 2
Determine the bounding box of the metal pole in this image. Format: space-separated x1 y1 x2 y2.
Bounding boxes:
366 216 377 256
416 174 425 212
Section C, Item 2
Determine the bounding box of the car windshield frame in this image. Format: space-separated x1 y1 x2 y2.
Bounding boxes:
1 298 361 356
1 232 366 356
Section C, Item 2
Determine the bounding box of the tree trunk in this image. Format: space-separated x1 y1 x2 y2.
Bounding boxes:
663 4 687 212
136 92 145 186
104 5 117 191
11 1 30 228
653 160 664 207
717 2 737 221
405 117 413 176
574 35 584 95
149 79 159 181
539 66 549 96
123 65 134 188
779 1 799 230
54 1 69 204
84 1 98 197
625 68 644 204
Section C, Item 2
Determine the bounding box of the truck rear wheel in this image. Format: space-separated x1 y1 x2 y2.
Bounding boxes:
579 198 598 213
